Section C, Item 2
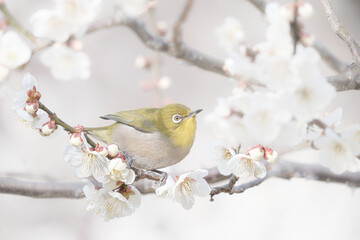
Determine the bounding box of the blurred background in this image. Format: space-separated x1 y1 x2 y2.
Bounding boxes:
0 0 360 239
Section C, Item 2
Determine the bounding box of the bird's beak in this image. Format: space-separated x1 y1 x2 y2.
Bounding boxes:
185 109 203 118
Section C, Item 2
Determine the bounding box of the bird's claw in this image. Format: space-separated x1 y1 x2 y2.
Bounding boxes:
122 152 132 169
153 169 168 186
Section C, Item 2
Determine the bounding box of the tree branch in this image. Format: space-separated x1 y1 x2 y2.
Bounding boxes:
1 160 360 199
0 177 84 198
0 3 37 43
321 0 360 65
327 63 360 91
172 0 194 53
247 0 349 74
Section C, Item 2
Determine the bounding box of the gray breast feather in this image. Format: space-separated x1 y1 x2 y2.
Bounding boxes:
111 124 190 169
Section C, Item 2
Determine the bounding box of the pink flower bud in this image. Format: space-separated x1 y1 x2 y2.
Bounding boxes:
70 39 83 51
70 132 83 146
135 56 151 69
247 144 265 161
301 33 315 46
24 102 39 116
264 148 278 163
158 76 172 90
298 3 313 19
156 21 168 36
108 144 120 157
40 120 57 136
96 145 108 157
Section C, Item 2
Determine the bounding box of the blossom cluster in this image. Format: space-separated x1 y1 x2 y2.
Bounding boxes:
207 2 360 174
0 31 31 84
155 169 211 210
210 142 278 179
65 131 140 220
30 0 98 81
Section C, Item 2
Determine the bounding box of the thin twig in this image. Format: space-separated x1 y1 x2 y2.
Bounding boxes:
39 102 97 148
321 0 360 65
0 3 37 43
172 0 194 54
291 0 300 54
210 175 239 199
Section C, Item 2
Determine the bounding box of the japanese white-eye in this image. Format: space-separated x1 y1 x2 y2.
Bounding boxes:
86 103 202 170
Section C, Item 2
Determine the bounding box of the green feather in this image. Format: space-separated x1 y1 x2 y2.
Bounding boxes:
100 108 160 133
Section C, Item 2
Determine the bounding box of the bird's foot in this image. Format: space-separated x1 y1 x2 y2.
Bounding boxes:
153 169 168 186
122 152 133 169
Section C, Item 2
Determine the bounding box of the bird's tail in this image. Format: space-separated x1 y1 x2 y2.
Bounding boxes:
84 125 116 144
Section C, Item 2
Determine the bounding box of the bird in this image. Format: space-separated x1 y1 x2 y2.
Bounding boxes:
85 103 202 170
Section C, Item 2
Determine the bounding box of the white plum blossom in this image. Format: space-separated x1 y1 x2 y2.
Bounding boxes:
307 108 343 141
173 169 211 210
209 142 236 176
247 145 265 161
31 0 101 41
55 0 102 28
0 64 9 84
64 135 110 183
155 176 175 198
242 92 292 145
40 44 90 81
298 2 314 19
0 31 31 69
84 181 141 220
114 0 154 17
31 9 73 42
13 73 48 127
215 17 245 53
314 128 360 174
226 153 267 179
108 158 135 184
264 148 279 163
224 55 258 83
281 47 336 121
158 76 172 90
107 143 120 157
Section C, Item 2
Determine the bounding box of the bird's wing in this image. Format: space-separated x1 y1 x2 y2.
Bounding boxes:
100 109 158 133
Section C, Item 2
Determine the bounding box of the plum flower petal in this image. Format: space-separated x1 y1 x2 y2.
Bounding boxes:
155 176 175 198
173 169 211 210
108 158 135 184
64 136 110 183
226 154 267 178
83 181 141 221
0 31 31 69
40 44 90 81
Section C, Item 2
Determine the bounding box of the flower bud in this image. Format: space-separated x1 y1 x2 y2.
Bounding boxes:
24 102 39 115
40 120 57 136
156 21 168 36
301 33 315 46
108 144 120 157
135 56 151 69
282 5 294 22
70 132 83 146
70 39 83 51
298 3 313 19
247 144 265 161
264 148 278 163
158 76 172 90
96 145 108 157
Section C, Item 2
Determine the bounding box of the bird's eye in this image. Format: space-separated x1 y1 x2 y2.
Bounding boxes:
172 114 182 123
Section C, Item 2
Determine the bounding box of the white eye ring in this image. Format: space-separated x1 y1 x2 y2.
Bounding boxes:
172 114 182 123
